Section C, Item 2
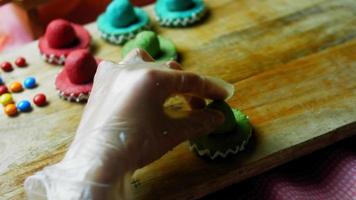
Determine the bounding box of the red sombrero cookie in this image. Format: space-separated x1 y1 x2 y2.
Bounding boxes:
39 19 91 65
55 50 99 102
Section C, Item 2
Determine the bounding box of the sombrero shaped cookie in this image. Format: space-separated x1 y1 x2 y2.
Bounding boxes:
39 19 91 65
97 0 150 45
122 31 177 61
55 50 99 102
190 101 253 160
155 0 207 27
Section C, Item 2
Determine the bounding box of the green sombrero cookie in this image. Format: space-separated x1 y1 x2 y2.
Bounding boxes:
121 31 177 61
155 0 207 27
97 0 150 45
190 101 252 160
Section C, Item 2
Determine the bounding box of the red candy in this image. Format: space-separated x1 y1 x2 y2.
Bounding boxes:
33 93 47 106
45 19 77 48
1 62 13 72
65 50 97 84
0 85 8 95
15 57 27 67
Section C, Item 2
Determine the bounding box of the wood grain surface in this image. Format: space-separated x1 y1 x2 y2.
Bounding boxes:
1 0 356 199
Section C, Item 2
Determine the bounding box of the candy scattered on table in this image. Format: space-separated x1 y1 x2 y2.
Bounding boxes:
24 77 37 89
0 85 7 95
0 57 49 117
15 57 27 67
1 62 13 72
4 103 17 116
17 100 32 112
33 93 47 106
9 81 23 93
0 93 13 106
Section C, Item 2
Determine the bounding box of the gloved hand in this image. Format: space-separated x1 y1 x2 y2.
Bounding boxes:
25 49 234 200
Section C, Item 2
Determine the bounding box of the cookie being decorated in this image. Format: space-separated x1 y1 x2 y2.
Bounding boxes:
122 31 177 61
55 50 99 102
39 19 91 65
155 0 207 27
190 101 252 160
97 0 150 45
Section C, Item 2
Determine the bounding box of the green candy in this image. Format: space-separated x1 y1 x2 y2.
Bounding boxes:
121 31 177 61
190 103 253 160
207 100 237 134
133 31 160 58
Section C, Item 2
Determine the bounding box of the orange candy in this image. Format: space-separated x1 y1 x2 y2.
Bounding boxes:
9 81 23 93
4 104 17 116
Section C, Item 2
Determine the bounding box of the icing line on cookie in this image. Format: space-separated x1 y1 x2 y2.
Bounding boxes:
99 25 151 45
41 53 66 65
58 90 90 102
189 132 252 160
155 8 206 27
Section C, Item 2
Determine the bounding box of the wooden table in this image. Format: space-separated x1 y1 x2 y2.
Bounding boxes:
1 0 356 199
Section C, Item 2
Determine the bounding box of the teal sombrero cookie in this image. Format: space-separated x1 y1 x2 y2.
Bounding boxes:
155 0 207 27
97 0 150 45
190 101 253 160
122 31 177 61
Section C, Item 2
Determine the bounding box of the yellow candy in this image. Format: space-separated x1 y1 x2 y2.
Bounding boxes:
4 104 17 116
0 93 13 106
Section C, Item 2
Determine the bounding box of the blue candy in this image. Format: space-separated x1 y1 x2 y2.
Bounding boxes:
24 77 36 89
0 76 3 85
17 100 32 112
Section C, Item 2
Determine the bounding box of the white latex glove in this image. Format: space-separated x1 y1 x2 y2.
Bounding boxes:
24 49 234 200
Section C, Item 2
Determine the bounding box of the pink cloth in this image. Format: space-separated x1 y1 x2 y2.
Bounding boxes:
0 4 33 52
0 0 155 53
203 136 356 200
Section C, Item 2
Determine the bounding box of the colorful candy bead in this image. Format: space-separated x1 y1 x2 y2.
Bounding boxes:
9 81 23 92
33 93 47 106
17 100 32 112
0 93 13 106
1 62 13 72
0 85 7 95
0 77 3 85
15 57 27 67
24 77 37 89
4 103 17 116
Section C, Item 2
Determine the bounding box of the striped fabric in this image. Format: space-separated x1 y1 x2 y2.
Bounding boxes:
203 136 356 200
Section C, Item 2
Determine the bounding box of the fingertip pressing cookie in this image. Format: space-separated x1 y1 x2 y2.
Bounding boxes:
55 49 99 102
39 19 91 65
155 0 207 27
190 101 253 160
97 0 150 45
122 31 177 61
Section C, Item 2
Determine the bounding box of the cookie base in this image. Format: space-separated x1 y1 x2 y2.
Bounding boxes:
155 6 207 27
190 133 251 160
41 53 66 65
58 90 89 102
99 25 151 45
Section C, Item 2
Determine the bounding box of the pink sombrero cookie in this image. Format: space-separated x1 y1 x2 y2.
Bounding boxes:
39 19 91 65
55 50 99 102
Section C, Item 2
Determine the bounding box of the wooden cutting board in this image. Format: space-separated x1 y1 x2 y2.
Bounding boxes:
1 0 356 199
